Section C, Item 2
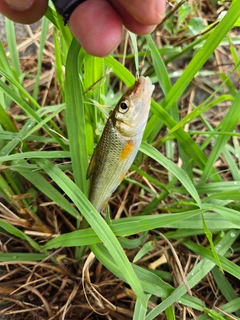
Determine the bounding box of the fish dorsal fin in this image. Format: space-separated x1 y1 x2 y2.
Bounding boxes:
86 147 98 179
87 118 113 180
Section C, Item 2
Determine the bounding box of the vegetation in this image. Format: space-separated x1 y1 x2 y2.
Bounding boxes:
0 0 240 319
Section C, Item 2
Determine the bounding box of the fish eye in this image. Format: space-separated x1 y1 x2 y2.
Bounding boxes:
119 100 129 113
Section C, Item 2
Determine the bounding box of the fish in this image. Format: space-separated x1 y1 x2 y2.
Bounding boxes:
87 76 155 212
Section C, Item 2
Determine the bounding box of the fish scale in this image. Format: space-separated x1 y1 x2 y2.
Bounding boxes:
87 76 154 212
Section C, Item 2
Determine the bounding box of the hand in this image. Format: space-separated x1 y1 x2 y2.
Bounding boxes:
0 0 165 57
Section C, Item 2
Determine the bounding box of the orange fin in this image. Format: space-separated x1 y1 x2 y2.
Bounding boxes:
119 140 134 161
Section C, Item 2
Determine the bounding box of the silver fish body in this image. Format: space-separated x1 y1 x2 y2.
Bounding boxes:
87 76 154 212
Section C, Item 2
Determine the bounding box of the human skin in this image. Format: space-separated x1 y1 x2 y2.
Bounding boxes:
0 0 165 57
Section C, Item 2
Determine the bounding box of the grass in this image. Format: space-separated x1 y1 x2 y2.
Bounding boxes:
0 0 240 319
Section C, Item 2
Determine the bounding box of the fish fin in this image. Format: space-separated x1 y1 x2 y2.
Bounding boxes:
86 148 97 179
119 139 134 161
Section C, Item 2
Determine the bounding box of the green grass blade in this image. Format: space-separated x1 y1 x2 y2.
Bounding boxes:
5 18 21 76
146 35 172 96
0 102 17 132
0 150 70 162
146 34 181 173
0 252 48 262
53 29 65 99
212 266 240 317
146 230 239 319
14 162 80 220
91 243 172 297
65 39 89 195
0 220 41 251
36 158 146 307
45 6 73 49
184 239 240 280
44 209 204 250
200 91 240 182
144 0 240 182
140 142 201 207
159 0 240 114
83 53 104 155
133 294 151 320
208 204 240 227
43 228 99 250
201 214 223 272
148 100 210 170
105 55 135 85
33 17 50 100
0 69 66 150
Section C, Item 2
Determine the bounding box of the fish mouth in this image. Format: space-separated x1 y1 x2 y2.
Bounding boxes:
134 76 155 98
121 119 134 127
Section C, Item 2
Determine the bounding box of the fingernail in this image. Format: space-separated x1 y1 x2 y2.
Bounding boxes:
4 0 34 11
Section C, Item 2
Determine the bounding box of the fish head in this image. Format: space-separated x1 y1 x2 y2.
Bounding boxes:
112 76 155 137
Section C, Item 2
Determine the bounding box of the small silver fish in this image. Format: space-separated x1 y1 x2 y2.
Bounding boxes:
87 76 154 212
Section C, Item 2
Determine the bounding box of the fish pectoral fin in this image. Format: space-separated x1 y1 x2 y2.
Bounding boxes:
119 139 134 161
86 149 97 179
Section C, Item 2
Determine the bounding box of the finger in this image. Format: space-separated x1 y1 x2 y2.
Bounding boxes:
0 0 48 24
69 0 123 57
112 0 165 26
109 1 157 35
